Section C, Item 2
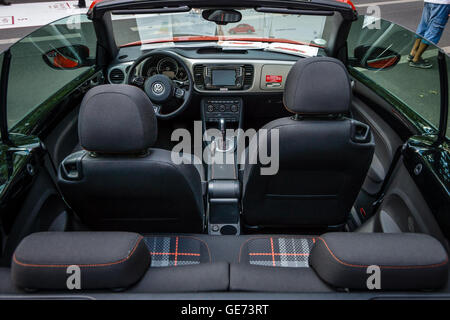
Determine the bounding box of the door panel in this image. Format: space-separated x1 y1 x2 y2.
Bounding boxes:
352 96 403 196
348 15 449 239
371 156 448 249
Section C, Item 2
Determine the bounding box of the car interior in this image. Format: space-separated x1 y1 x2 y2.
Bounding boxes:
0 0 449 299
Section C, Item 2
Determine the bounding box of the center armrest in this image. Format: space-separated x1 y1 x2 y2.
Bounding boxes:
208 179 241 199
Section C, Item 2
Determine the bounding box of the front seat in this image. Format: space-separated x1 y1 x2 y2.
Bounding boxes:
241 57 375 229
58 84 205 233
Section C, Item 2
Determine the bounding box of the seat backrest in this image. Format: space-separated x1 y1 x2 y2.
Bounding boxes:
58 85 204 233
242 57 375 229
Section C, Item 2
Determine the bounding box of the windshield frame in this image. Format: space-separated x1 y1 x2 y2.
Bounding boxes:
91 0 357 61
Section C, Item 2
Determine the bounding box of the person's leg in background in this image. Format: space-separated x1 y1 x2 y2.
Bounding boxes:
410 3 450 69
412 41 430 62
409 2 432 68
410 2 430 58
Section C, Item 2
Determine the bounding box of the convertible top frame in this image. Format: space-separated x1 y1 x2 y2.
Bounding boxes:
89 0 357 20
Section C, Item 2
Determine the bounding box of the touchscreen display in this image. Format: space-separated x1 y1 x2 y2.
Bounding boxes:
212 69 236 86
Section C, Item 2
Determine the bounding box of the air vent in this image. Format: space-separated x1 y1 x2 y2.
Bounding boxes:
109 68 125 84
243 65 254 88
197 48 248 55
193 64 204 87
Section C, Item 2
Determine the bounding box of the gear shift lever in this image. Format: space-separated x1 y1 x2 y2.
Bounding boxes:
219 118 226 150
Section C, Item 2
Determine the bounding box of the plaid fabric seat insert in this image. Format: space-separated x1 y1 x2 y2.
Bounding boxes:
240 237 316 268
144 236 211 267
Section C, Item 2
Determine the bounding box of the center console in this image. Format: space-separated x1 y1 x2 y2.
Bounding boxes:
201 97 243 236
193 64 254 92
201 98 242 123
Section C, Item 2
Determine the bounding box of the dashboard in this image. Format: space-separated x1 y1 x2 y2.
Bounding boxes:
107 49 298 94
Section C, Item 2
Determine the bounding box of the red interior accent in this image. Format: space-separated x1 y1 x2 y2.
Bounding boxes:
249 252 310 256
360 207 367 217
174 236 179 266
270 238 275 267
89 0 105 10
266 75 283 83
149 252 200 256
335 0 357 11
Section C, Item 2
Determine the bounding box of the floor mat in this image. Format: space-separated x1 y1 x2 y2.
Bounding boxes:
144 236 211 267
239 236 316 268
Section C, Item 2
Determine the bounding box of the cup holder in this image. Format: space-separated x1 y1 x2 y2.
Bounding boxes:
220 225 238 235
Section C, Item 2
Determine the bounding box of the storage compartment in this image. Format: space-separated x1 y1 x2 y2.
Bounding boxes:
208 180 241 235
210 199 239 224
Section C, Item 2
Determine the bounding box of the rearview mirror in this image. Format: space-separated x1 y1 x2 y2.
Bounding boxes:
351 45 401 70
43 45 93 70
202 9 242 25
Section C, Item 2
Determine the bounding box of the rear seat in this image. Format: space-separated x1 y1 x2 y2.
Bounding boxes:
0 231 448 295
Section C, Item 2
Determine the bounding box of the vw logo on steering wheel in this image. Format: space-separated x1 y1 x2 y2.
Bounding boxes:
152 82 165 95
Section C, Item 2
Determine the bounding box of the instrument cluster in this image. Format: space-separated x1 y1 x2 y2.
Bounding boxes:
141 55 188 81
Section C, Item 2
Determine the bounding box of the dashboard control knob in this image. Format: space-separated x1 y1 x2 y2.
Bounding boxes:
207 105 214 112
231 105 238 112
219 105 226 112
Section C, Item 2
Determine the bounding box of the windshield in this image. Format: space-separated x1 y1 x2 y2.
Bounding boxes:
112 9 333 54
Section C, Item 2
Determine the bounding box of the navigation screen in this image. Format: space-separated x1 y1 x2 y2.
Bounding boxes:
212 69 236 86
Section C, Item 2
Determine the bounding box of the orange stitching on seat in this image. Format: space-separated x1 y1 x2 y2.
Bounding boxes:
13 236 144 268
148 235 212 263
249 253 309 256
177 236 212 263
317 236 449 269
150 252 201 256
270 238 275 267
174 236 179 266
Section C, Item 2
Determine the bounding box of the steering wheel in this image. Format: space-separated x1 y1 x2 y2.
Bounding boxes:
127 50 193 120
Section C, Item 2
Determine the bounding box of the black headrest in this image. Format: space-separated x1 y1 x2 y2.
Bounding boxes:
283 57 352 115
79 84 157 154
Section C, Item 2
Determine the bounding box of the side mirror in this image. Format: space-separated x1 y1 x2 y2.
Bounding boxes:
43 45 93 70
351 45 401 70
202 9 242 25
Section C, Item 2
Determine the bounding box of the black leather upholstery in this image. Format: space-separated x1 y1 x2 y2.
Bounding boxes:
58 85 205 233
242 57 375 228
11 232 150 290
310 232 449 290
